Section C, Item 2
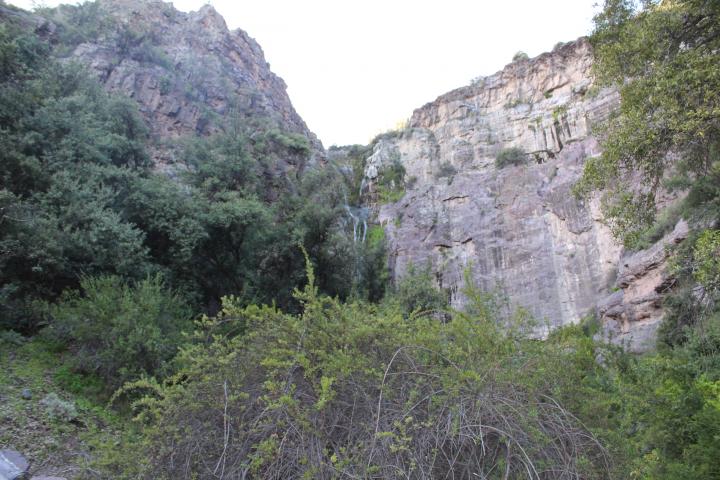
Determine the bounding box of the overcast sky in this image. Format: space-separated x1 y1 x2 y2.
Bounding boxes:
10 0 600 146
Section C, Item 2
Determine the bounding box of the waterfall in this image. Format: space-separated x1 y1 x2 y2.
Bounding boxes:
344 204 369 244
359 177 367 199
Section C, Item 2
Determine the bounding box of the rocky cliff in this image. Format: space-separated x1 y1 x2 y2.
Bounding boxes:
26 0 323 170
3 1 682 351
364 39 682 349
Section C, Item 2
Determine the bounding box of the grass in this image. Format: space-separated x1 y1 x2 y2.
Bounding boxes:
0 335 128 478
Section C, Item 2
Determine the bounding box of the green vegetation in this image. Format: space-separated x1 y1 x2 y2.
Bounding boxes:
495 147 527 168
0 336 129 475
0 22 378 334
375 157 407 203
512 51 529 62
504 97 527 109
390 263 448 316
2 1 720 478
575 0 720 245
552 104 568 121
109 263 613 479
47 275 192 393
570 1 720 477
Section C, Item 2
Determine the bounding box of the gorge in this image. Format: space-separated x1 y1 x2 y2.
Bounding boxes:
1 1 718 478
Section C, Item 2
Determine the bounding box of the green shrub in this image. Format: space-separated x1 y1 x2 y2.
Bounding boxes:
693 229 720 295
266 129 311 155
112 263 610 479
512 51 529 62
495 147 527 168
389 264 448 316
376 158 406 203
504 97 526 108
48 275 192 393
40 392 78 422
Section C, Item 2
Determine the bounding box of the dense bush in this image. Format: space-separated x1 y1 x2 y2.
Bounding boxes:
388 264 448 316
495 147 527 168
0 25 153 330
47 275 192 392
0 22 386 332
375 157 406 203
575 0 720 244
113 264 611 479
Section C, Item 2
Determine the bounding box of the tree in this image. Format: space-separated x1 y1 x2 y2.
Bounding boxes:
575 0 720 245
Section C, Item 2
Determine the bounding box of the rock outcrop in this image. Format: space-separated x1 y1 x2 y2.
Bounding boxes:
36 0 323 168
367 39 631 335
598 220 689 352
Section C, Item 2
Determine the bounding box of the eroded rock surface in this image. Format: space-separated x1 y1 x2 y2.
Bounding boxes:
598 220 689 352
369 39 625 333
45 0 323 168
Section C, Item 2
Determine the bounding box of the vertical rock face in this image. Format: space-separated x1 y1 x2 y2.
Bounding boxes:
371 39 626 333
53 0 323 166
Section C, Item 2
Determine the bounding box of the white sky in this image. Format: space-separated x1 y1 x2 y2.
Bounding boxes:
10 0 600 146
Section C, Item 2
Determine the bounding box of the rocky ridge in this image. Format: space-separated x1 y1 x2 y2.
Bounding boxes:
25 0 323 170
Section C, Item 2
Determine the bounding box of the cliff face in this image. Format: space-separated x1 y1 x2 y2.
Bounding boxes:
365 39 680 349
5 0 680 350
44 0 323 168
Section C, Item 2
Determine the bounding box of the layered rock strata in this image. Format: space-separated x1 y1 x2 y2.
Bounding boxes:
368 39 629 335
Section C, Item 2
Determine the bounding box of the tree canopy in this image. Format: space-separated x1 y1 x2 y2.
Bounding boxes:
576 0 720 245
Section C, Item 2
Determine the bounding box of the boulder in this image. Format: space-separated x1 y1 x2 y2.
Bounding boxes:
0 450 29 480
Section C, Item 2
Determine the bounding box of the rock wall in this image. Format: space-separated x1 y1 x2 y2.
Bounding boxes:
367 39 638 337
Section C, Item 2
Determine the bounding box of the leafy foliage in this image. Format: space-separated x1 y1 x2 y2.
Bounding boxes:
576 0 720 245
0 22 384 332
114 263 612 479
47 275 192 392
0 25 153 330
4 3 720 479
375 157 406 203
495 147 527 168
388 263 448 316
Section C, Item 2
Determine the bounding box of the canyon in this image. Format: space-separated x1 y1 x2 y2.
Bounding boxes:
3 0 684 352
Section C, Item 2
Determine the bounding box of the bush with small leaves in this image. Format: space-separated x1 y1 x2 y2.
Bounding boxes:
495 147 527 168
48 275 192 393
40 392 78 422
113 261 612 479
